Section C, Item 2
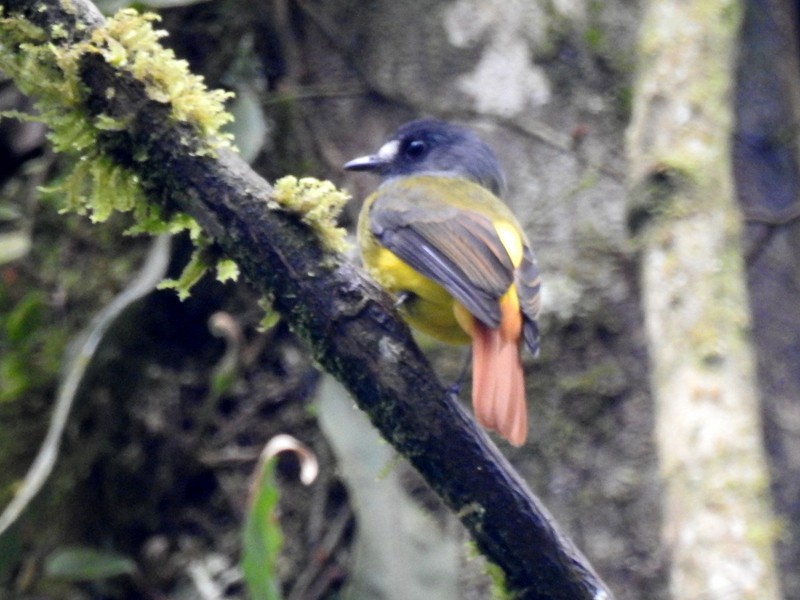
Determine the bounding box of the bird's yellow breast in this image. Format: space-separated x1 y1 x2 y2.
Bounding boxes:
361 241 471 345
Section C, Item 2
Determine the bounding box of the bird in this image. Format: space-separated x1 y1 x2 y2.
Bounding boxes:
344 119 541 446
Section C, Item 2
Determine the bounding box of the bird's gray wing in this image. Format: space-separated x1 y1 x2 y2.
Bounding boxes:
369 194 515 328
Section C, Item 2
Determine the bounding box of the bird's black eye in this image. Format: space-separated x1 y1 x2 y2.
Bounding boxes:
404 139 427 159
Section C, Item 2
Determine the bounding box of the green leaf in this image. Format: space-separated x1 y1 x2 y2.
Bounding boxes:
0 355 32 403
242 436 318 600
44 546 136 581
4 292 44 344
242 459 284 600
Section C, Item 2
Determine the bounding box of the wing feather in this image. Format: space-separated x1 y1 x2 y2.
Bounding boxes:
370 186 515 328
516 245 542 356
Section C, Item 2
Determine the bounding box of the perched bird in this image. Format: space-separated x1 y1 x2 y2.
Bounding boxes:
344 119 541 446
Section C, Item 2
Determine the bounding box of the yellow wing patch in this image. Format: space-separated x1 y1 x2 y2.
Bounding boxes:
493 221 523 267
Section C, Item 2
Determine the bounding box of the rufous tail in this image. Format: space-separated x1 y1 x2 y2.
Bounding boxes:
471 316 527 446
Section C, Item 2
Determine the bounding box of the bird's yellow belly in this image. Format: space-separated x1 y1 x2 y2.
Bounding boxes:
365 246 471 345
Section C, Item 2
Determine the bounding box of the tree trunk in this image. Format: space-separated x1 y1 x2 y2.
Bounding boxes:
627 1 781 598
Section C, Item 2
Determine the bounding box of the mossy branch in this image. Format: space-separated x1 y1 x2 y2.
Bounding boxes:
0 2 613 598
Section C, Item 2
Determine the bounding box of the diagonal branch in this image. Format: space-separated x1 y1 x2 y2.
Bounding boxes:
0 1 614 598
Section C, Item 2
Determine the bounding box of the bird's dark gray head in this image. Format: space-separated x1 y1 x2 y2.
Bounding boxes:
344 119 506 197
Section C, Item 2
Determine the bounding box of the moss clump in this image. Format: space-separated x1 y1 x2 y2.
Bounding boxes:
272 176 349 253
0 7 242 297
158 240 240 301
89 10 234 148
0 8 234 229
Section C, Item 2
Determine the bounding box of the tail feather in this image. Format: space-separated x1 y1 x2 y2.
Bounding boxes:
472 323 498 431
471 320 527 446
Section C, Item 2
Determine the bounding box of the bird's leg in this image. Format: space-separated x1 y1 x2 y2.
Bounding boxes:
447 348 472 397
394 290 412 309
391 290 470 397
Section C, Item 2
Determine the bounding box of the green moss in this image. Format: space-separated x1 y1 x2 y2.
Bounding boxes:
157 245 209 301
464 541 512 600
93 10 234 149
485 560 513 600
0 8 235 223
215 258 240 284
0 7 240 299
272 176 350 253
257 296 281 332
157 239 241 301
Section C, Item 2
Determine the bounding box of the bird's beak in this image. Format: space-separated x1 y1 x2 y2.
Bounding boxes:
344 140 399 172
343 154 387 172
